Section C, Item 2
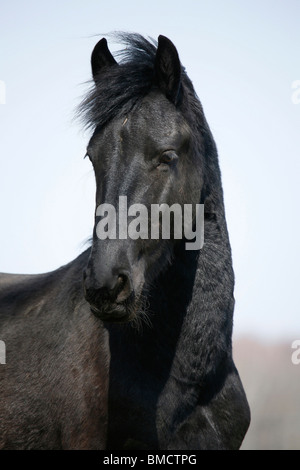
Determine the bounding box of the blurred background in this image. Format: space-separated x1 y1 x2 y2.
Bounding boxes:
0 0 299 449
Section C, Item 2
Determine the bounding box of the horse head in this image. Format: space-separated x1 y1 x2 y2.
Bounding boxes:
82 35 203 322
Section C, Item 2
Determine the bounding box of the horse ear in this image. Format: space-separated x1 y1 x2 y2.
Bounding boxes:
154 35 182 105
91 38 117 80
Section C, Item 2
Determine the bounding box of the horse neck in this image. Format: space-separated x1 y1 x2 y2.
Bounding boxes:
147 212 234 383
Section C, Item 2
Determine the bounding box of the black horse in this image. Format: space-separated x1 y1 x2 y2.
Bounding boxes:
0 33 250 450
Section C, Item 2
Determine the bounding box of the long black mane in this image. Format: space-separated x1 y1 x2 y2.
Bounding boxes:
79 33 185 130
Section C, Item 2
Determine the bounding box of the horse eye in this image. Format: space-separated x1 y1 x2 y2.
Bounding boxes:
159 151 178 165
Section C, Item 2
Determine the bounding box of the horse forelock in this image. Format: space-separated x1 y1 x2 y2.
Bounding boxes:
77 33 202 134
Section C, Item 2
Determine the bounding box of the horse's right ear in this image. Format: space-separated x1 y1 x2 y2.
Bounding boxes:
91 38 117 80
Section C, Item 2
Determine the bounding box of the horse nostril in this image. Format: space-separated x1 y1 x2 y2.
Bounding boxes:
115 272 132 303
84 269 132 307
117 274 126 289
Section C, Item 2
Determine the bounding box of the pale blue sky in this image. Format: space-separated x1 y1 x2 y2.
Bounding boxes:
0 0 299 340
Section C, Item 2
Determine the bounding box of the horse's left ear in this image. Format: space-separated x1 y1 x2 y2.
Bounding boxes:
154 35 182 105
91 38 117 80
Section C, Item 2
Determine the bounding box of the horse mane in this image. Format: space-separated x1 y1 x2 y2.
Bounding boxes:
77 32 201 132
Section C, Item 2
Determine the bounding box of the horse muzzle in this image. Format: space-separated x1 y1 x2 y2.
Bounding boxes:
83 267 135 322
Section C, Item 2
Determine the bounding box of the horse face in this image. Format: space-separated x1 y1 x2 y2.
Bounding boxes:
83 37 202 322
84 92 202 322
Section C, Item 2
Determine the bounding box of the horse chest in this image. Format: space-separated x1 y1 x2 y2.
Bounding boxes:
106 350 193 450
